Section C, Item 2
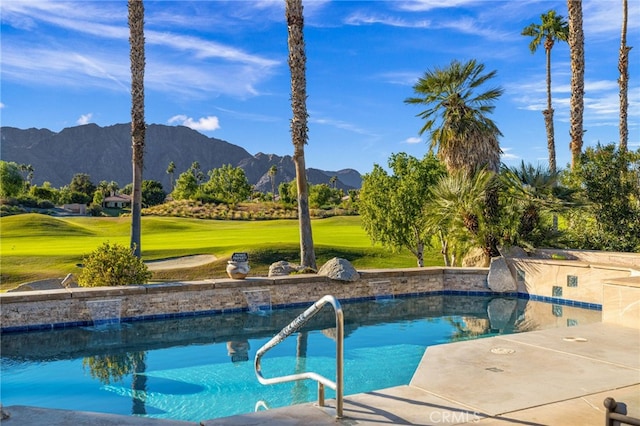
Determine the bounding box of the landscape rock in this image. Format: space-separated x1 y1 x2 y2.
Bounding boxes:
487 256 517 292
317 257 360 282
462 247 490 267
268 261 301 277
498 245 529 258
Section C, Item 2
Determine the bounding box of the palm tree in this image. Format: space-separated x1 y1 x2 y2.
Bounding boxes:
567 1 585 168
522 10 569 174
166 161 176 191
329 175 337 189
285 0 316 270
425 170 494 266
618 0 632 152
268 164 278 197
128 0 145 258
404 59 503 175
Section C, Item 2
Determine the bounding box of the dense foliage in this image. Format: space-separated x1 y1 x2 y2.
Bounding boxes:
78 242 152 287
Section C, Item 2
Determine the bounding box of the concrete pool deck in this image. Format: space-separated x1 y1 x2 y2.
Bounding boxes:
2 322 638 426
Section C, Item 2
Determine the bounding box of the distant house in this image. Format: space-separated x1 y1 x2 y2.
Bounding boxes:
103 193 131 209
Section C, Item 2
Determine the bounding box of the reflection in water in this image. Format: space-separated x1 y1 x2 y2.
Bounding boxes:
292 332 309 404
227 340 250 363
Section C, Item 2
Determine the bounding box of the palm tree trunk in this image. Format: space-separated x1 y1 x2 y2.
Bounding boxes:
286 0 316 270
619 0 631 152
544 48 557 174
129 0 145 258
568 0 585 168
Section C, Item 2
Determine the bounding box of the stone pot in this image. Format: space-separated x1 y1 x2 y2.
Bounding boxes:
226 261 250 279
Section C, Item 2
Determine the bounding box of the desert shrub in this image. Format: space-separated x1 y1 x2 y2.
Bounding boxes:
78 242 151 287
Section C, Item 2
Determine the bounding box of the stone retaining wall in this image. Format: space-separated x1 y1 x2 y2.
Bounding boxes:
1 268 488 332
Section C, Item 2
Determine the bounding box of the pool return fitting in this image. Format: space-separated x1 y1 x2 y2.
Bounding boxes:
254 294 344 418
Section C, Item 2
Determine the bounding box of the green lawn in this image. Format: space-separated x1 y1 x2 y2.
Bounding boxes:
0 214 443 291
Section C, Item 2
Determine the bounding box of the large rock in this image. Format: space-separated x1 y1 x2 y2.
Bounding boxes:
268 261 301 277
462 247 490 267
487 256 517 292
318 257 360 282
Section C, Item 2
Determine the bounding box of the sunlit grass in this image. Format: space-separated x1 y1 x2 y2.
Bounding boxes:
0 214 440 291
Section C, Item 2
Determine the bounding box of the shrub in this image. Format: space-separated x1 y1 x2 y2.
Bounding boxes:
78 242 152 287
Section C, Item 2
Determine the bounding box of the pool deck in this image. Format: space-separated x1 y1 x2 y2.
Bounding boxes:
2 322 638 425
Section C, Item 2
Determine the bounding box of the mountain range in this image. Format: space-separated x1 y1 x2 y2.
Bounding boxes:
0 123 362 193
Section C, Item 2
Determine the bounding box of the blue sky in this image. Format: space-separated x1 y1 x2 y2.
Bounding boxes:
1 0 639 175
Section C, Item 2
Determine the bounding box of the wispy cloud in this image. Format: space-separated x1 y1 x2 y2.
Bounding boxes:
405 136 422 144
310 116 377 137
1 1 280 99
168 115 221 132
76 113 93 125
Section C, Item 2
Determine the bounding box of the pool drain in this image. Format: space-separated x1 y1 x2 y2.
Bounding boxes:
490 347 516 355
563 336 588 342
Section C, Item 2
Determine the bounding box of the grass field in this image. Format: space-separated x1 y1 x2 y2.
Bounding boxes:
0 214 444 291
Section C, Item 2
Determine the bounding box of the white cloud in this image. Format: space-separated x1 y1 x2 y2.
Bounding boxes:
76 113 93 125
0 102 5 109
168 115 221 131
405 137 422 144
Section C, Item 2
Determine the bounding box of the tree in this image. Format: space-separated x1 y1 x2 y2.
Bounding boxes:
329 175 337 189
268 165 278 196
567 0 585 167
564 144 640 252
166 161 176 191
129 0 146 258
70 173 96 197
359 153 445 267
522 10 569 174
171 170 199 200
286 0 316 269
204 164 252 204
618 0 632 152
78 242 152 287
141 180 166 207
405 59 503 175
426 170 494 266
499 162 576 249
0 161 24 197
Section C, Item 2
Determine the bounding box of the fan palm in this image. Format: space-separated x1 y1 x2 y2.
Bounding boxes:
522 10 568 174
405 59 503 175
285 0 316 269
618 0 631 152
128 0 145 258
567 1 585 167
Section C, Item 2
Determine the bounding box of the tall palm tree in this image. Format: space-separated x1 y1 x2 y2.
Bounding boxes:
522 10 569 174
618 0 632 152
405 59 503 175
285 0 316 269
128 0 145 258
166 161 176 191
268 164 278 196
567 1 585 168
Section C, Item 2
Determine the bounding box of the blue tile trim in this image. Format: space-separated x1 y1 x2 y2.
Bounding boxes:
0 290 602 334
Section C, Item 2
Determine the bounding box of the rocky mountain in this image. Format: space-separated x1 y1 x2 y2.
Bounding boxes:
0 123 362 193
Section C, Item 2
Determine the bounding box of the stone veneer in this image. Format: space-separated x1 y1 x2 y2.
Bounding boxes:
1 268 489 332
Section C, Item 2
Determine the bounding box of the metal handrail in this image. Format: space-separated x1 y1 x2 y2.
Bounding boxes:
254 295 344 418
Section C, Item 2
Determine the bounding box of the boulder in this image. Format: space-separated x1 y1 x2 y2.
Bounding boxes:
462 247 490 267
487 256 517 292
318 257 360 282
268 261 301 277
498 245 529 258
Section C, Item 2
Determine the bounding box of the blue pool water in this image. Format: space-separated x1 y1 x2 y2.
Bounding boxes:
0 295 601 422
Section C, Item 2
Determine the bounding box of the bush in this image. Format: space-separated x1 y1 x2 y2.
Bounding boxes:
78 242 152 287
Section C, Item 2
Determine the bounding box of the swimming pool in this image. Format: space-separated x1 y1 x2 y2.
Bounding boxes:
0 294 601 422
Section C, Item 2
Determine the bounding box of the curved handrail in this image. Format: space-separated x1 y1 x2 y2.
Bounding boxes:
254 295 344 418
